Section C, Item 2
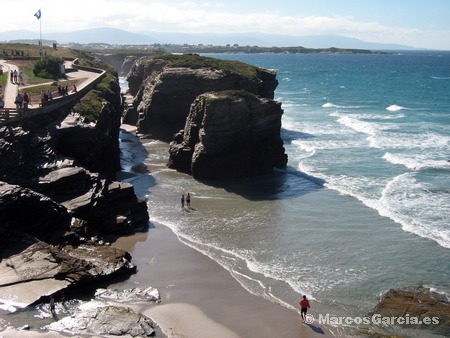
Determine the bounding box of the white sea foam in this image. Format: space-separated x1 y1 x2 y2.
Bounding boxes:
322 102 363 109
383 152 450 170
386 104 407 111
337 115 379 136
380 173 450 248
330 111 405 120
369 130 450 150
430 76 450 80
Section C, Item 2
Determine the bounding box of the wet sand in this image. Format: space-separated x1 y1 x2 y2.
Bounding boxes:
113 222 336 338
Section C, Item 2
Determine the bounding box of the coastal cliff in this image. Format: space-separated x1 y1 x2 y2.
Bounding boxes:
126 53 287 179
126 53 279 139
168 90 288 179
0 65 149 310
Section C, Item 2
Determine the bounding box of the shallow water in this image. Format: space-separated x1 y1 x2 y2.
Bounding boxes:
119 128 449 337
118 52 450 336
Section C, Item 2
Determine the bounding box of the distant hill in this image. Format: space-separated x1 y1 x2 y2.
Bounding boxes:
0 27 418 50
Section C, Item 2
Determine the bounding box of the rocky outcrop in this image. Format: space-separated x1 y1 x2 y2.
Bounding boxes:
45 285 160 336
47 305 155 336
56 104 122 180
125 53 287 179
126 54 279 139
371 287 450 336
0 239 135 308
168 90 288 180
95 54 140 77
0 66 149 312
0 182 72 247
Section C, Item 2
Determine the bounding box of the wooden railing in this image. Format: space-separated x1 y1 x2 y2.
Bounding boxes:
0 108 19 123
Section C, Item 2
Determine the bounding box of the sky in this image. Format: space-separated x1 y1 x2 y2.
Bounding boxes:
1 0 450 49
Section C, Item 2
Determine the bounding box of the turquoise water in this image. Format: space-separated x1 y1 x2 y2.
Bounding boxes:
121 52 450 336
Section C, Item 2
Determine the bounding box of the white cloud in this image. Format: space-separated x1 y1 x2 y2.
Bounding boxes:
0 0 448 49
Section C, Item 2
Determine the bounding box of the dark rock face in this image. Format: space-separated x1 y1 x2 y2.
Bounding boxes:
168 90 288 180
0 239 135 307
95 54 140 77
372 288 450 336
126 56 278 139
0 72 149 311
0 182 72 246
56 103 122 180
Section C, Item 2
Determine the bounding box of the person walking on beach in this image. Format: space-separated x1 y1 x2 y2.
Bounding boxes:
49 295 56 315
186 193 191 208
299 295 311 323
181 194 185 208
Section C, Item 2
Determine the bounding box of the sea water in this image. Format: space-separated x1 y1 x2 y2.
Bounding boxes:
120 51 450 335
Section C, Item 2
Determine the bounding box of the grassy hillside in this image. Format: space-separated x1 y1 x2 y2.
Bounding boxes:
150 53 260 79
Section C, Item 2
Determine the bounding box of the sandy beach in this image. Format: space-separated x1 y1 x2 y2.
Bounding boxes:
112 222 337 338
0 223 337 337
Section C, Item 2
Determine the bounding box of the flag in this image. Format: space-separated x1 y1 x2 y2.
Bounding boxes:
34 9 41 20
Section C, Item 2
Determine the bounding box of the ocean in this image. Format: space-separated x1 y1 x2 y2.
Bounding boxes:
120 51 450 336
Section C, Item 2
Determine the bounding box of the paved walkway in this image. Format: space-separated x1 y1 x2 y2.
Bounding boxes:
0 61 20 109
0 59 102 110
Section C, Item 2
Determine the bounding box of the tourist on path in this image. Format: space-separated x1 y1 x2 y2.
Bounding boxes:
23 93 29 109
181 194 185 208
15 93 23 110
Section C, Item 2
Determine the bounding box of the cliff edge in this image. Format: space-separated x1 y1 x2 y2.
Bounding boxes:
0 63 149 310
168 90 288 179
126 53 287 179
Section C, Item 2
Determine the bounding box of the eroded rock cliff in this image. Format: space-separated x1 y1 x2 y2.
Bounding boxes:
126 53 287 179
126 53 279 140
168 90 288 179
0 68 148 309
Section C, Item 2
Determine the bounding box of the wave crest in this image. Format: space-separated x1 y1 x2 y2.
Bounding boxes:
386 104 407 111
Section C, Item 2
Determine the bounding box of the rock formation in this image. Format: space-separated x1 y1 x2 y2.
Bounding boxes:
125 53 287 179
95 53 140 77
168 90 288 180
126 53 279 140
371 287 450 336
47 305 155 336
45 285 160 336
0 67 149 311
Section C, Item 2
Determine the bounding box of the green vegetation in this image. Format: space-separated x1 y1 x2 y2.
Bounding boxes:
0 72 6 96
73 59 119 123
0 43 120 123
33 55 65 79
147 53 260 79
0 43 81 59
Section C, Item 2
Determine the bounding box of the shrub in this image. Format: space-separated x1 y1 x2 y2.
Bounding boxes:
33 56 64 79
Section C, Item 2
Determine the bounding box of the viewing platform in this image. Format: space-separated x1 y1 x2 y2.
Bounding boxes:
0 58 106 125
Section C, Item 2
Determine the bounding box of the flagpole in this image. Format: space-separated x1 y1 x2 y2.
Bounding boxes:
40 13 42 47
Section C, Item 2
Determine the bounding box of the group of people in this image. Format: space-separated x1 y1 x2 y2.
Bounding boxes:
41 89 54 104
10 69 24 85
14 92 30 110
58 84 76 96
181 193 191 208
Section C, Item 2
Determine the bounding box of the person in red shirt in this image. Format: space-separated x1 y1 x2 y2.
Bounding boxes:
299 295 311 322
